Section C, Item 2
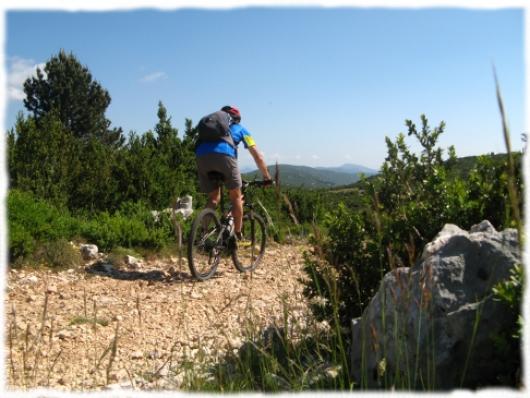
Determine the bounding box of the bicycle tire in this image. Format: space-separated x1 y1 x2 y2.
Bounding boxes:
187 208 223 280
231 212 267 272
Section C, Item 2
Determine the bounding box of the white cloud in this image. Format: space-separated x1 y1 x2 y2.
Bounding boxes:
7 56 45 102
311 154 320 160
140 71 167 83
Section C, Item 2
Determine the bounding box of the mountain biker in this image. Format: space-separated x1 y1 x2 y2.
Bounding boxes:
195 105 272 242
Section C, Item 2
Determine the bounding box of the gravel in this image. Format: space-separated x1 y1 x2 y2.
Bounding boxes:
5 242 311 391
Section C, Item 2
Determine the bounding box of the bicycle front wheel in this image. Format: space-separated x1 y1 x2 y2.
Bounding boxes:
232 212 267 272
188 208 223 280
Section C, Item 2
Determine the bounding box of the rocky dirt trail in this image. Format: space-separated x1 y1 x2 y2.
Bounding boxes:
5 242 312 391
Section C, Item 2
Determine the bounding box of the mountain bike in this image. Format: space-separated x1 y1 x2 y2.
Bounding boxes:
187 171 271 281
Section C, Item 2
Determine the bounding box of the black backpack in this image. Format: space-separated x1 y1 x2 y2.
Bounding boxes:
196 110 235 148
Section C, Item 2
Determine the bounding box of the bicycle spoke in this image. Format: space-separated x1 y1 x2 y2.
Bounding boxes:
232 213 266 272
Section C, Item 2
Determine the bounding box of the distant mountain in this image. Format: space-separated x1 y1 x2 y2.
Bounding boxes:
316 163 378 176
239 165 255 174
242 164 376 188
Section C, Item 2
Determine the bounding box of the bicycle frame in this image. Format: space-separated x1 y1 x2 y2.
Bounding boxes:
214 179 265 222
187 178 270 280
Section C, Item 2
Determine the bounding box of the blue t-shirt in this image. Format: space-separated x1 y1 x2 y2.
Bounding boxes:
195 123 256 158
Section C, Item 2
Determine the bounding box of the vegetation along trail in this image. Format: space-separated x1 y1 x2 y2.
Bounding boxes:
5 242 311 391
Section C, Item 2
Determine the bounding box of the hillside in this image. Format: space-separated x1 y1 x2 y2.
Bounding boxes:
243 164 376 188
316 163 378 176
326 153 518 192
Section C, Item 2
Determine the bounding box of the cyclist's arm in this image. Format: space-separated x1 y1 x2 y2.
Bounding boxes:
248 146 272 180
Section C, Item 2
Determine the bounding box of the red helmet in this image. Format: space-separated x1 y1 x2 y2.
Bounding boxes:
221 105 241 122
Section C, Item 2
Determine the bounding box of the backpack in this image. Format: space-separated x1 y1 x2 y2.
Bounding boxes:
196 110 235 148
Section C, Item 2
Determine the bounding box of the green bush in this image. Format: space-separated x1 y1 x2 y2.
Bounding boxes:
466 154 523 230
79 201 175 251
8 189 179 262
489 264 524 385
9 222 36 260
7 189 79 259
304 115 524 329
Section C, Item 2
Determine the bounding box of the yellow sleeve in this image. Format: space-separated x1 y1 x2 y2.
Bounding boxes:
243 135 256 148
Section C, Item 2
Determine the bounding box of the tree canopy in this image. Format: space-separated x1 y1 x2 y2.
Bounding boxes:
23 49 123 146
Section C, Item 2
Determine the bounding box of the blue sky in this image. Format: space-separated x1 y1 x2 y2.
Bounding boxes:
4 6 525 170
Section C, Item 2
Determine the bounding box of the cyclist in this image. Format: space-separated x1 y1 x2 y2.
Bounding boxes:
195 105 272 242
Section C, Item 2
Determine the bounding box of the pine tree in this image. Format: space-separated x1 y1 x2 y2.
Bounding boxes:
10 111 79 206
23 49 123 146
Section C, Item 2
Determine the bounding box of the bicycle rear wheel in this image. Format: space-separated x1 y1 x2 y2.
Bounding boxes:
188 208 223 280
232 212 267 272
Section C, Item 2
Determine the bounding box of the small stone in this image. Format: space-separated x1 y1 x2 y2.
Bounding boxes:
57 330 72 340
131 351 143 360
125 255 142 270
47 285 58 294
17 321 28 331
20 275 39 285
191 291 203 299
80 244 99 260
26 294 37 303
228 336 242 348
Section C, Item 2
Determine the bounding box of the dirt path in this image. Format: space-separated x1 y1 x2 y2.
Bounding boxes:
4 242 311 391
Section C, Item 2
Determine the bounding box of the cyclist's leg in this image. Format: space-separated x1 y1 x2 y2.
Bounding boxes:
228 188 244 234
219 155 243 234
207 187 221 210
197 155 223 233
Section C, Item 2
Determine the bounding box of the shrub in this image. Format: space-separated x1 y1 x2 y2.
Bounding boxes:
9 222 36 260
8 190 178 262
303 115 524 330
7 189 79 260
490 264 524 385
466 154 524 230
79 201 175 251
33 239 82 269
